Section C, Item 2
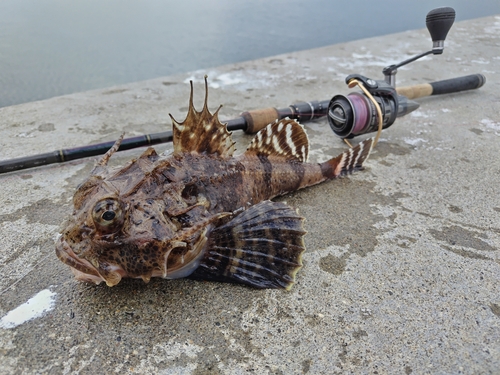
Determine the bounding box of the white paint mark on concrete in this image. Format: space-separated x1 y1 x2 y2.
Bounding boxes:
480 118 500 136
410 110 430 118
62 343 98 375
0 289 56 329
332 49 427 71
15 132 35 138
484 17 500 34
184 70 278 90
211 73 247 88
471 59 490 65
481 118 500 130
403 138 428 146
129 340 204 374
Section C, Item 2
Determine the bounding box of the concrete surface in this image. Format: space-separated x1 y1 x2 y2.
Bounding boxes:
0 15 499 374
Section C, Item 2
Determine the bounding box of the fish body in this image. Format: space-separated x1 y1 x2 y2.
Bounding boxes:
56 78 372 289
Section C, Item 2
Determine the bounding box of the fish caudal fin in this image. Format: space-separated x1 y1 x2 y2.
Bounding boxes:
320 138 374 179
189 200 306 290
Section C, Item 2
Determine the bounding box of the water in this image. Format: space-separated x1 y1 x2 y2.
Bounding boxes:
0 0 498 108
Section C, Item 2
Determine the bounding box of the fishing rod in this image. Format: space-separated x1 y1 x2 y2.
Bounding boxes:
0 7 485 174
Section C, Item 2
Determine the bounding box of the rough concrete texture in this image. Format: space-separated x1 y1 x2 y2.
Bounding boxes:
1 15 499 374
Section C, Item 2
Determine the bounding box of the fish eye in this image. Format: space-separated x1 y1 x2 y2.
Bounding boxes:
101 210 116 221
92 198 124 233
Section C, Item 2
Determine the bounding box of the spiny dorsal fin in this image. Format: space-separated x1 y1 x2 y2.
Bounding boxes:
89 133 125 177
169 76 235 157
245 118 309 162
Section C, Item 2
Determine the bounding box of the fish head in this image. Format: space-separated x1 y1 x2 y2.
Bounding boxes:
56 173 135 286
56 155 213 287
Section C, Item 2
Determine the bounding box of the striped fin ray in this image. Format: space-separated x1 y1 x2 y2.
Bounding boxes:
169 76 235 157
245 118 309 162
189 200 306 290
320 138 374 179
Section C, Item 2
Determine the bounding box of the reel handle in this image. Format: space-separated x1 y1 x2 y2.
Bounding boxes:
396 74 486 99
426 7 456 53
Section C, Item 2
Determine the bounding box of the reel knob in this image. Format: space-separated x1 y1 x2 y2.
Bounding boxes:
426 7 456 54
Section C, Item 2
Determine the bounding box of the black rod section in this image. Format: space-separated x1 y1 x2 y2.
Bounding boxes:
0 101 325 174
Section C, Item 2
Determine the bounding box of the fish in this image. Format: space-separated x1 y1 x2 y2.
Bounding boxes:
56 77 373 290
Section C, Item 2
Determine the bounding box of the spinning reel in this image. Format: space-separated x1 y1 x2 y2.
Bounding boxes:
327 7 484 144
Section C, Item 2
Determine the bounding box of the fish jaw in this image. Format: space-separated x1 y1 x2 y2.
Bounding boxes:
70 267 106 285
55 236 125 286
55 227 211 286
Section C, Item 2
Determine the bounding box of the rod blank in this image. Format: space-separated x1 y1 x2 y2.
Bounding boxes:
0 74 485 174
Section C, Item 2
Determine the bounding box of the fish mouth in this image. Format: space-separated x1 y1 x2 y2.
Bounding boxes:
55 236 124 286
55 227 210 286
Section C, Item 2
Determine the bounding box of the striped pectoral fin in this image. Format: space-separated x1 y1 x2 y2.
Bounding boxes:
321 138 374 179
189 200 306 290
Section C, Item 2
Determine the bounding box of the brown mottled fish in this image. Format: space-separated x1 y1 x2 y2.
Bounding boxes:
56 77 373 290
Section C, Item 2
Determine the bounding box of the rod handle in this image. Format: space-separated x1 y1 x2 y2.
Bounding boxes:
241 108 280 133
241 100 330 133
397 74 486 99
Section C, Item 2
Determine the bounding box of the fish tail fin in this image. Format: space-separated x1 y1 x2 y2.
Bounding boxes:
189 200 306 290
320 138 373 179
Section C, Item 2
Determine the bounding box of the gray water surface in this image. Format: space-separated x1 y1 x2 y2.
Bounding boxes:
1 0 499 107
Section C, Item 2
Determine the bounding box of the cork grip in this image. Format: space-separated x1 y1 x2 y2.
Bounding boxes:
396 83 433 99
241 107 280 134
